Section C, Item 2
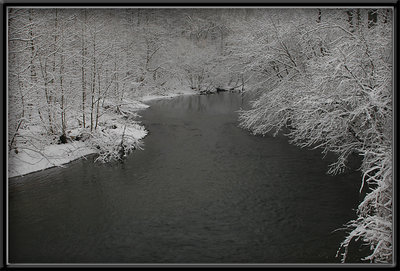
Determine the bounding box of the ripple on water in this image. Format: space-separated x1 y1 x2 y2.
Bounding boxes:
9 93 362 263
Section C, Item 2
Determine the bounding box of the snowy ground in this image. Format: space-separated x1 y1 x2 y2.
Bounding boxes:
8 89 197 178
8 141 97 178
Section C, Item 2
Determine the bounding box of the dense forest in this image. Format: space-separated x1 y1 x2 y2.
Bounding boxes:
8 8 393 263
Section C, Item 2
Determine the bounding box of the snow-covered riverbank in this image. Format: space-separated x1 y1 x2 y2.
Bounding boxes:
8 89 197 178
8 99 148 178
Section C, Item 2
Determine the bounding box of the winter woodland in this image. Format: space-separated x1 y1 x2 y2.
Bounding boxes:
8 8 393 263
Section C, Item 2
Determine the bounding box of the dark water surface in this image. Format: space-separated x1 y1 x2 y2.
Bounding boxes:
9 92 363 263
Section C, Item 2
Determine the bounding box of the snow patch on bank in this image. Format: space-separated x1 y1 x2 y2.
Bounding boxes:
8 98 150 179
9 124 148 178
8 142 96 178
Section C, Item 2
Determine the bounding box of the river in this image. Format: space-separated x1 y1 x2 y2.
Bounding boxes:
9 92 364 264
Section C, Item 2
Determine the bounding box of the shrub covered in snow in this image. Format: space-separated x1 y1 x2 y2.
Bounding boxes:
237 9 393 263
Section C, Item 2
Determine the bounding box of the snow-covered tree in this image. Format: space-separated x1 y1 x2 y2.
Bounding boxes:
238 8 393 263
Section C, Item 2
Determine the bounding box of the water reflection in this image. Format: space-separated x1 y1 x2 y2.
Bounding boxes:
9 92 362 263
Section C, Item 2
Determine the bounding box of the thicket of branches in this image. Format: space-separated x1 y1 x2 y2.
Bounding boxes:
237 9 393 263
8 8 236 161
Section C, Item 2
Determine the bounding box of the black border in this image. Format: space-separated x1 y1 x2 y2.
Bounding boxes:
2 1 398 269
2 1 6 270
1 1 399 6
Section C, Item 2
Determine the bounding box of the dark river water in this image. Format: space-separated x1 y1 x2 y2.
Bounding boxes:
9 92 364 264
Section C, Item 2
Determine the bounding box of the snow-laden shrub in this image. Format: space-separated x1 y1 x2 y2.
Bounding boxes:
337 147 392 263
238 9 393 263
89 123 146 163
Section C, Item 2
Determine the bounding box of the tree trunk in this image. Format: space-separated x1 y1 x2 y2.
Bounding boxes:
356 9 361 28
346 10 354 32
59 14 66 137
95 68 101 130
81 10 87 128
28 9 37 83
317 9 321 23
368 9 378 28
90 32 96 132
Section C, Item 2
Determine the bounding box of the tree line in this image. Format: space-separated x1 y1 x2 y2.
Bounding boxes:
8 8 237 151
